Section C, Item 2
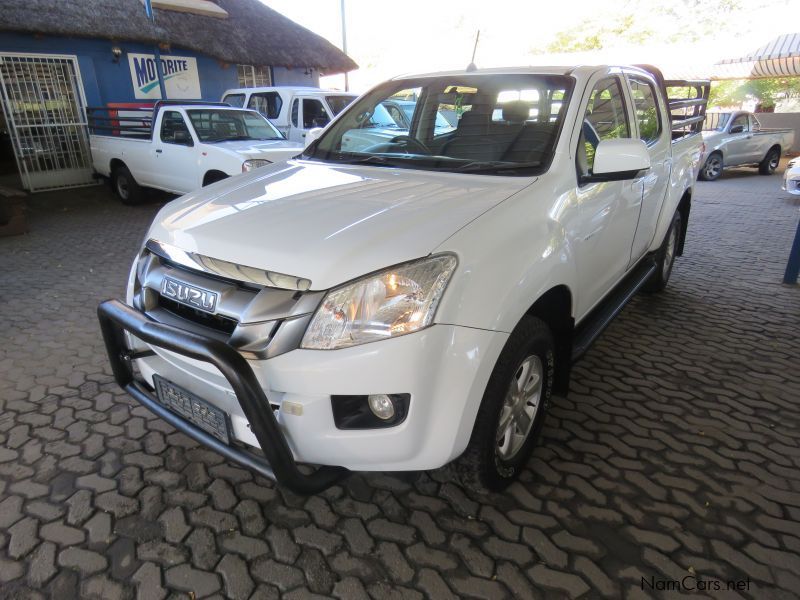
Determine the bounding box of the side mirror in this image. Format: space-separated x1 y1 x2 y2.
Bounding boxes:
730 124 744 134
174 130 193 146
582 138 650 183
305 127 324 148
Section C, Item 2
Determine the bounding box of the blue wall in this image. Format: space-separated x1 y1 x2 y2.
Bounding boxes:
0 32 239 106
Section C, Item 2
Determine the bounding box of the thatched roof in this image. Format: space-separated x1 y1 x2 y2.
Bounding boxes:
0 0 357 75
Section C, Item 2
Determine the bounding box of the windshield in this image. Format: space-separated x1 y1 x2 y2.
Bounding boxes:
703 112 731 131
187 109 283 142
303 74 573 176
326 95 356 115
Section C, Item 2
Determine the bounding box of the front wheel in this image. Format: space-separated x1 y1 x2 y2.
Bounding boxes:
456 316 554 492
698 152 723 181
643 210 681 293
759 147 780 175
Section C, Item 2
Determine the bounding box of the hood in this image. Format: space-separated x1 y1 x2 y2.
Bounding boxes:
212 139 303 162
149 160 532 290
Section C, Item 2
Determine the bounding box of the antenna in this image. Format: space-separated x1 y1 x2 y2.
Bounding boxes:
466 30 480 72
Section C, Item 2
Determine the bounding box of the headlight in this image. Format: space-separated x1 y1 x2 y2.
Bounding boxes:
301 254 457 350
242 159 271 172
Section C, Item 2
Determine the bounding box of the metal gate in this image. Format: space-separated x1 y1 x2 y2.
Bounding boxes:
0 53 95 192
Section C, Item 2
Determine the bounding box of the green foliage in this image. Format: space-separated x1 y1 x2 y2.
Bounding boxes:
544 15 652 53
538 0 748 53
709 78 800 109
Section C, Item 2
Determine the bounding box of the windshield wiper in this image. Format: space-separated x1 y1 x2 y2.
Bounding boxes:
338 154 399 167
453 160 541 173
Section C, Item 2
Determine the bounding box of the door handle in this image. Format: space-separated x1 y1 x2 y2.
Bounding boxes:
156 149 163 153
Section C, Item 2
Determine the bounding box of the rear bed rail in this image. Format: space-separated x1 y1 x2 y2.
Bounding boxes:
636 64 710 139
87 106 153 139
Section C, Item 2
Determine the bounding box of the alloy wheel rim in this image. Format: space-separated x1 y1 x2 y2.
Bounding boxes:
769 154 779 170
496 354 543 461
705 157 721 179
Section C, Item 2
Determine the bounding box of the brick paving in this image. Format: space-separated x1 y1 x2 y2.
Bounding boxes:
1 165 799 599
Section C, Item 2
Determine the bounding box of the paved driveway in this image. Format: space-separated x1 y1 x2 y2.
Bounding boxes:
1 165 799 599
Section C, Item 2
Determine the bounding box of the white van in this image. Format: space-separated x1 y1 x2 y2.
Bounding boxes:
222 87 358 143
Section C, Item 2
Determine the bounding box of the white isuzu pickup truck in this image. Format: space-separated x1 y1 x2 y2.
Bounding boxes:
98 65 709 494
89 101 303 203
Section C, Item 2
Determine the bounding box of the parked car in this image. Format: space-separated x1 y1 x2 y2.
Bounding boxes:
699 111 793 181
782 156 800 194
339 99 455 152
98 65 708 494
222 87 358 143
90 102 303 204
382 99 455 133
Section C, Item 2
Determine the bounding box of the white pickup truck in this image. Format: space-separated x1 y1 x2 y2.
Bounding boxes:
221 87 358 144
98 65 708 494
89 101 303 203
699 110 794 180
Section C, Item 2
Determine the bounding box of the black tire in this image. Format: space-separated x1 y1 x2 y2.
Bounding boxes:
759 147 780 175
698 152 723 181
112 165 143 205
456 316 554 492
643 210 681 293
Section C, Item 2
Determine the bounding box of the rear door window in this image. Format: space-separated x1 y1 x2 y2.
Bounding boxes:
223 94 245 108
248 92 282 119
628 77 662 144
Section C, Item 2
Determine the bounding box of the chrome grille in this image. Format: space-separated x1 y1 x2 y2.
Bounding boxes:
132 244 324 359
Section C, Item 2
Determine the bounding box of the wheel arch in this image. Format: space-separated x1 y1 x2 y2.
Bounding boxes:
203 169 229 187
109 158 127 175
525 284 574 396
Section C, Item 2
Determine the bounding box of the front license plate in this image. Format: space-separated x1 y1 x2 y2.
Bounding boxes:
153 375 230 444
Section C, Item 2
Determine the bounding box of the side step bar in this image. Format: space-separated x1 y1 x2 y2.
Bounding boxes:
571 257 657 362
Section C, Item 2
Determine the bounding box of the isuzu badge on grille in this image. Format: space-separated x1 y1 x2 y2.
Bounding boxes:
161 277 219 313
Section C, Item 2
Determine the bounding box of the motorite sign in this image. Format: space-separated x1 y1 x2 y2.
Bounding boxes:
128 53 201 100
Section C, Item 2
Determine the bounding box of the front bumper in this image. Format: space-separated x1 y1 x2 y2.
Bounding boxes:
97 299 346 494
98 298 508 488
783 173 800 195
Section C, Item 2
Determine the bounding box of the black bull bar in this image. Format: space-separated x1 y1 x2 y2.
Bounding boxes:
97 299 348 495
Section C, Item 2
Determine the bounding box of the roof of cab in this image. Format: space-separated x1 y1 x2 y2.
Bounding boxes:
223 86 358 96
388 65 660 81
391 66 578 80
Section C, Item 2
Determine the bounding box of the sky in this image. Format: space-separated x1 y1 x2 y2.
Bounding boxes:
263 0 800 92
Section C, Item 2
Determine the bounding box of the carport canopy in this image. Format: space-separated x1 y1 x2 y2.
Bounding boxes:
715 33 800 79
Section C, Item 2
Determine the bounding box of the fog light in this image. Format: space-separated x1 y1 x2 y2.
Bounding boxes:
368 394 395 420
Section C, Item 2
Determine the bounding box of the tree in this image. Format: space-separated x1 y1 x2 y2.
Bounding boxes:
536 0 749 54
709 78 800 110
